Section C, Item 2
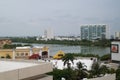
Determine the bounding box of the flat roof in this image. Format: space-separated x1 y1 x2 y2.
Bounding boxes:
0 61 39 72
50 59 94 70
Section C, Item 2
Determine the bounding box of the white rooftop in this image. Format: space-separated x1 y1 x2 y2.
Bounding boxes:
33 46 43 48
0 61 39 72
16 46 31 49
50 59 94 70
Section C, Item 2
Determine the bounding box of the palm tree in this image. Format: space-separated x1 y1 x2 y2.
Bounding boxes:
91 62 109 77
62 54 76 80
91 62 101 77
62 53 74 68
75 61 88 80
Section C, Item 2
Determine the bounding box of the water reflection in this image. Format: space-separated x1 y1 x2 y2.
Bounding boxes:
13 43 110 56
80 46 110 56
31 44 110 56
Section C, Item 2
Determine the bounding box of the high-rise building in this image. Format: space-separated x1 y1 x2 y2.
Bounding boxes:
80 24 109 40
44 28 54 40
115 32 120 39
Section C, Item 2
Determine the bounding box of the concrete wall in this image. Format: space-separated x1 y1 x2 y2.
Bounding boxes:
19 63 52 80
38 76 53 80
0 60 52 80
0 70 18 80
86 74 115 80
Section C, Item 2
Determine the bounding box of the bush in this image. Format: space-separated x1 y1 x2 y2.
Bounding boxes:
70 53 99 58
108 68 116 74
116 67 120 80
6 54 11 59
1 56 5 58
100 54 111 61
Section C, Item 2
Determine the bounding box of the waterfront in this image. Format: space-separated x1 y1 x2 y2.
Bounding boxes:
13 43 110 56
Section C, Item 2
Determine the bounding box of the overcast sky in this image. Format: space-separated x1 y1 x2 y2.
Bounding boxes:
0 0 120 36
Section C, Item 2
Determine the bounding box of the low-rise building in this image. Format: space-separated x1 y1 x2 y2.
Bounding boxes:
54 36 81 41
0 46 49 59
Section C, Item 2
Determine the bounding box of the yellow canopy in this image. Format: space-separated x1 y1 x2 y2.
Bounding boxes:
53 50 65 59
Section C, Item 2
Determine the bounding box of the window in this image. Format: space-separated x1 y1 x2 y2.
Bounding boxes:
21 53 24 56
16 53 19 56
25 53 28 56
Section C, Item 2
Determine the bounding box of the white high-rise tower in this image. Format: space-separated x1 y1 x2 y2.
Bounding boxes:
80 24 110 40
44 28 54 40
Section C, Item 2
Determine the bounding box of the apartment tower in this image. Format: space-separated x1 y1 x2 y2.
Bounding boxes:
80 24 109 40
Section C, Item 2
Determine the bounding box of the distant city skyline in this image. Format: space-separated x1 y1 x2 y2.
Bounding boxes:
0 0 120 36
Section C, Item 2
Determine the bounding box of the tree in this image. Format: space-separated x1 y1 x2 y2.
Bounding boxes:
52 69 63 80
62 68 76 80
91 62 109 77
99 65 109 75
91 62 101 77
100 54 111 61
75 61 88 80
62 54 75 68
116 67 120 80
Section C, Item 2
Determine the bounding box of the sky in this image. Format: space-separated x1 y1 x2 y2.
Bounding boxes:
0 0 120 37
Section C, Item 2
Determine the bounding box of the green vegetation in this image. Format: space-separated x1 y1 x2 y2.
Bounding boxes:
49 68 76 80
10 37 111 47
66 53 111 61
62 54 75 68
90 62 109 77
1 56 5 58
75 61 88 79
6 54 11 59
3 44 31 49
47 54 115 80
100 54 111 61
70 53 100 58
116 67 120 80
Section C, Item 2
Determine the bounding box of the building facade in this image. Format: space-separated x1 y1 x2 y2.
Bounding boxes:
80 24 109 40
0 46 49 59
44 28 54 40
115 32 120 39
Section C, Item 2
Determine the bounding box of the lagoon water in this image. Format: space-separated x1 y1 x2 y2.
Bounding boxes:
14 43 110 56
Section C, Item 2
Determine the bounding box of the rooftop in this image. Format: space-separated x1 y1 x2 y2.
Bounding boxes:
0 61 39 72
50 58 96 70
0 59 52 80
